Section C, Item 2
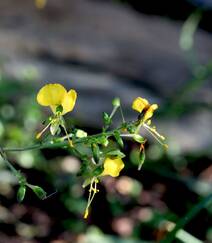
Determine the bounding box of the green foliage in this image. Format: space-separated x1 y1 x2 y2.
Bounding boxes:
17 185 26 202
28 185 47 200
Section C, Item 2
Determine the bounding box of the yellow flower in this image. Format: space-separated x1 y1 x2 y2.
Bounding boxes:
37 83 77 115
132 97 149 113
143 104 158 122
102 157 125 177
36 84 77 144
132 97 167 148
132 97 158 122
83 157 125 219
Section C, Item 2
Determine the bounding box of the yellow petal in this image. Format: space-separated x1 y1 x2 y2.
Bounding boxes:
132 97 149 113
102 157 125 177
61 89 77 115
37 84 67 106
143 104 158 122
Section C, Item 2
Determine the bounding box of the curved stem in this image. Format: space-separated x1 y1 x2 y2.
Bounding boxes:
0 147 25 183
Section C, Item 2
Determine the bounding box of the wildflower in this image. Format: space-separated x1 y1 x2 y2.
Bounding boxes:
37 83 77 115
132 97 167 148
102 157 125 177
83 157 125 219
132 97 158 123
36 83 77 146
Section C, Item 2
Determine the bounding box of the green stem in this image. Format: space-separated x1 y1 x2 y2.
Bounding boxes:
109 106 118 119
0 147 25 182
2 123 133 152
161 194 212 243
119 105 125 123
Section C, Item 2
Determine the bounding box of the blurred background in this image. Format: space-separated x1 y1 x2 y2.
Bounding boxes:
0 0 211 242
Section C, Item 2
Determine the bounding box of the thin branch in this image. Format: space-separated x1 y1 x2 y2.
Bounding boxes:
2 124 129 153
0 147 19 175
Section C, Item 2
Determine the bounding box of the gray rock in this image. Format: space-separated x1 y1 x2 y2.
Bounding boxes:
0 0 211 153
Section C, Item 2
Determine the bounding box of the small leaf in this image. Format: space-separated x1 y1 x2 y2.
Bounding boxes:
114 130 124 148
17 186 26 203
103 112 111 126
91 143 100 163
92 166 104 176
133 134 145 144
138 149 145 170
98 136 109 147
29 185 47 200
106 150 125 158
77 159 91 177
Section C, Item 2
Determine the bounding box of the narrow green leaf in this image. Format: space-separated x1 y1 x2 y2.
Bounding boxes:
91 143 100 163
29 185 47 200
138 149 145 170
93 166 104 176
77 160 90 177
17 186 26 203
114 130 124 148
106 150 125 158
103 112 111 126
133 134 145 144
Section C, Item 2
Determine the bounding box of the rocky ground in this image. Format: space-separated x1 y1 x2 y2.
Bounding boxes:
0 0 211 153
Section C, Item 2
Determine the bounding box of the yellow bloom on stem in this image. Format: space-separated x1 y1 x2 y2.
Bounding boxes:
143 104 158 122
102 157 125 177
36 83 77 145
132 97 167 148
132 97 158 123
132 97 149 113
37 83 77 115
83 157 125 219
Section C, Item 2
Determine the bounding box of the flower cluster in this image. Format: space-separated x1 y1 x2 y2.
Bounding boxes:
36 83 167 219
